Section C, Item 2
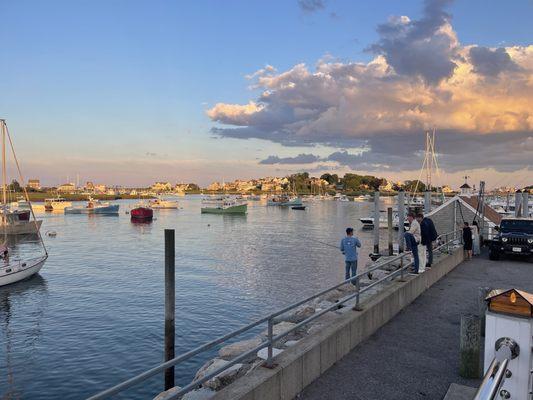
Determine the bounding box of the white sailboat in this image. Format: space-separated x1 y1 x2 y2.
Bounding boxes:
0 121 43 235
0 119 48 286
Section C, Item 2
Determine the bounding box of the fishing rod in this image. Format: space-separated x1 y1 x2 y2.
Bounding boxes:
307 237 339 249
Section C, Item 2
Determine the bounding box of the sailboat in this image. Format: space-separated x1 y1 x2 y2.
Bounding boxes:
0 121 43 235
0 119 48 286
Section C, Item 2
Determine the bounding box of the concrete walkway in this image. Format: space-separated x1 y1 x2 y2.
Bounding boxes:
299 252 533 400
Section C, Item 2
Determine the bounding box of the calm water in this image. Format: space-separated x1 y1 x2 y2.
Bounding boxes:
0 196 397 399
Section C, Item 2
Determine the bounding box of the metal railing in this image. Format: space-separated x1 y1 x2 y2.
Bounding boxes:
87 230 461 400
473 337 519 400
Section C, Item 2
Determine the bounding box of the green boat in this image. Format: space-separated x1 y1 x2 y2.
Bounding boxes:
201 196 248 214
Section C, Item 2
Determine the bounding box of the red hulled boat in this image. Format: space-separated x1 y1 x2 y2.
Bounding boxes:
130 206 153 222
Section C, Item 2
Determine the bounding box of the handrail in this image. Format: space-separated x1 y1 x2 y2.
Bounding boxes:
473 358 509 400
87 229 461 400
473 337 519 400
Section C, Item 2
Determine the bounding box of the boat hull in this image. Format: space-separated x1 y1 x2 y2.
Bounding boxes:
0 255 47 286
267 198 303 207
65 205 120 215
201 204 247 214
0 220 42 235
131 207 154 221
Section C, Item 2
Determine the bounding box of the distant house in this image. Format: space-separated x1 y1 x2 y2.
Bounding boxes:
151 182 172 192
94 184 107 193
57 183 76 193
27 179 41 190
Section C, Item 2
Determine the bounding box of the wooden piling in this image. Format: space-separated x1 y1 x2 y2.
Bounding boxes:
373 191 380 255
459 314 482 379
387 207 393 255
164 229 176 390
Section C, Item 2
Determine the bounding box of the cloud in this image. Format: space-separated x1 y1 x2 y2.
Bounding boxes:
298 0 325 13
207 0 533 174
259 153 321 164
367 0 459 84
469 46 520 77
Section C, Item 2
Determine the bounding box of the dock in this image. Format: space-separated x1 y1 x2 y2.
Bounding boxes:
300 251 532 400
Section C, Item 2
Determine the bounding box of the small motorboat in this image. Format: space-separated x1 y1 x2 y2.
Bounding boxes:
64 197 119 215
149 198 179 209
131 205 153 222
291 205 306 210
44 196 72 211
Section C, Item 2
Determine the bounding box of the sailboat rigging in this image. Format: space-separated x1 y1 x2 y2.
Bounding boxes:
0 119 48 286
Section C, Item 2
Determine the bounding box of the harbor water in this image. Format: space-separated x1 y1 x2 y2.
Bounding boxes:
1 196 398 399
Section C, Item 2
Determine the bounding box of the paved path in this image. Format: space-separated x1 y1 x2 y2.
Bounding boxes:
300 252 533 400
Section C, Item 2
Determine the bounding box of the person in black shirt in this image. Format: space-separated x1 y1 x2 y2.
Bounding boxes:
417 213 438 268
462 222 473 260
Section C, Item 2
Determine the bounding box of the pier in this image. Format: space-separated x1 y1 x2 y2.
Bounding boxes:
300 251 533 400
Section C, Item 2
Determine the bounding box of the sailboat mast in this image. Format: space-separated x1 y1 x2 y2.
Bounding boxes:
1 120 6 207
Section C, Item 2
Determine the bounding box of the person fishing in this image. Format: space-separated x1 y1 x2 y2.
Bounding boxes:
340 227 361 286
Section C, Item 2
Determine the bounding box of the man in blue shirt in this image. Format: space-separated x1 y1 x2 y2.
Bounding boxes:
340 227 361 285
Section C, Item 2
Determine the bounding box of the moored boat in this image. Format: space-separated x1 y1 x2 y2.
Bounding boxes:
0 119 48 286
267 194 303 207
44 197 72 211
201 195 247 214
131 205 154 221
64 198 119 215
149 198 179 209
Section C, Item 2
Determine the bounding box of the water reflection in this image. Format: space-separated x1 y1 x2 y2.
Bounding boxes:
1 275 48 399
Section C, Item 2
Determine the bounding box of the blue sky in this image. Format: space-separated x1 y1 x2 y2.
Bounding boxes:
1 0 531 187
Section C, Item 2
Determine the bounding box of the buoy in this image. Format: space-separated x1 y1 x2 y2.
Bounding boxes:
46 230 57 237
207 224 211 227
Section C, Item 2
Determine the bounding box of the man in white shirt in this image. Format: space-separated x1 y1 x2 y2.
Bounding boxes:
404 212 421 273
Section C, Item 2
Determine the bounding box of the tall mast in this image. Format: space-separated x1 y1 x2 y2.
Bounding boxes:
1 120 6 207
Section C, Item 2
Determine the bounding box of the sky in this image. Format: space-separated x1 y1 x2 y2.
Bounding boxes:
0 0 531 189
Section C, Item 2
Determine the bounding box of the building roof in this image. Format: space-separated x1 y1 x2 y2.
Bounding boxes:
459 196 502 225
460 183 471 189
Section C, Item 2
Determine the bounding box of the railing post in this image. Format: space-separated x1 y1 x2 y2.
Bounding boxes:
164 229 175 391
353 277 362 311
399 254 405 282
266 317 274 368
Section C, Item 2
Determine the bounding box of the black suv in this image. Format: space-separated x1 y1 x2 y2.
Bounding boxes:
489 218 533 260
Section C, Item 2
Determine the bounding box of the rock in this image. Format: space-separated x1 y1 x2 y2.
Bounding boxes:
182 388 215 400
323 289 345 303
257 347 283 360
153 386 182 400
368 269 389 281
218 337 263 361
314 300 335 311
194 358 244 391
273 305 315 324
307 312 340 335
284 340 300 347
261 321 297 337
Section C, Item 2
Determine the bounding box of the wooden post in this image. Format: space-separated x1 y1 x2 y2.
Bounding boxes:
459 314 482 379
164 229 175 390
387 207 393 255
373 191 380 255
397 190 405 253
